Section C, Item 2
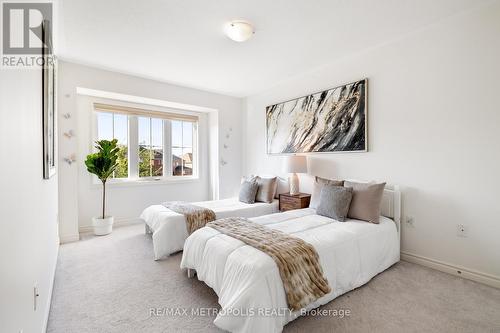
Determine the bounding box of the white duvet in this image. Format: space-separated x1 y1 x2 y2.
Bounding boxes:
140 197 279 259
180 208 400 333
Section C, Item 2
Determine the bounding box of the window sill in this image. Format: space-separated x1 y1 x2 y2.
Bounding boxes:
91 176 200 189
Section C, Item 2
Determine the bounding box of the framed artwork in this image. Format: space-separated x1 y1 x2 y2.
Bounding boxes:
42 19 57 179
266 79 367 154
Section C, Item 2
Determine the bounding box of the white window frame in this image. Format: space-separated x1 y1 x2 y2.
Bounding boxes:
91 104 199 185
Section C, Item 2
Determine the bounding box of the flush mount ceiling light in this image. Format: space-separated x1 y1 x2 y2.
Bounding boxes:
224 20 255 42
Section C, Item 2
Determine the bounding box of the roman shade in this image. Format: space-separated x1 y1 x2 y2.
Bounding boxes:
93 103 198 122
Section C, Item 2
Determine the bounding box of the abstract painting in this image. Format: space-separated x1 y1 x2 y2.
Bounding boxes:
266 79 367 154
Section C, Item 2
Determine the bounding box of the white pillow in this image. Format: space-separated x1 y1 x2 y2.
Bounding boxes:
274 177 289 199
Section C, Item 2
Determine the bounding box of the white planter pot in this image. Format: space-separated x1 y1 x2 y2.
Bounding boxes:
92 216 114 236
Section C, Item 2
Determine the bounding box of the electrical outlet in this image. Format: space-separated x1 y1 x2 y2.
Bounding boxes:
34 285 39 311
405 216 415 227
457 224 467 237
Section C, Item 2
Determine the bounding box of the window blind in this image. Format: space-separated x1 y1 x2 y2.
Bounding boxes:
93 103 198 122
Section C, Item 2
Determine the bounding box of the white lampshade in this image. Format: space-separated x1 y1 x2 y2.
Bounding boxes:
224 21 254 42
283 155 308 174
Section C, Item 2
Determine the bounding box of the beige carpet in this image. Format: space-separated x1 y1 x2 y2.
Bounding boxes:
47 224 500 333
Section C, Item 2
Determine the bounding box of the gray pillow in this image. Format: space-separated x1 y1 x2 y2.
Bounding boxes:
344 181 386 224
316 185 353 222
310 176 345 209
239 180 259 204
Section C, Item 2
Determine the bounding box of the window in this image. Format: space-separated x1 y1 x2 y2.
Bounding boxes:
172 120 194 176
96 112 128 178
93 103 198 182
138 117 164 177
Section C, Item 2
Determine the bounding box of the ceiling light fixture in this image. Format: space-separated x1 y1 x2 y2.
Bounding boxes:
224 20 254 42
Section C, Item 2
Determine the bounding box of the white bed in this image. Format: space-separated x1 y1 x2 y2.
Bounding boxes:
180 187 401 333
141 197 280 260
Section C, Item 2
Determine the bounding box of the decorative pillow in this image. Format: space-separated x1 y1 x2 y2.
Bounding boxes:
239 180 259 204
255 177 278 203
241 175 258 184
344 181 386 223
274 177 289 199
316 185 353 222
310 176 344 209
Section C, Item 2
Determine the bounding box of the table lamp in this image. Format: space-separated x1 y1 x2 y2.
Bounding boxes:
284 155 307 195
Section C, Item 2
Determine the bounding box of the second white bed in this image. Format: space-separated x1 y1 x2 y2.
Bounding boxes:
141 197 279 259
181 207 400 333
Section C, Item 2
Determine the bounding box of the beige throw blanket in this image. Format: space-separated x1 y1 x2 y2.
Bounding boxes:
163 202 216 235
207 217 331 311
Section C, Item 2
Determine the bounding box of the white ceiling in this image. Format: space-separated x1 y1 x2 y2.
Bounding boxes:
57 0 490 97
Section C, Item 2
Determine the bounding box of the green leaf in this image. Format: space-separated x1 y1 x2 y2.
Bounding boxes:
84 139 120 182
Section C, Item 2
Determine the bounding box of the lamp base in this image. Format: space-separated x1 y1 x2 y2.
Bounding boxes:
289 173 299 195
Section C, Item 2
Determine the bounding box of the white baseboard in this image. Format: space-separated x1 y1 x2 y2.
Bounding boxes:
59 233 80 244
78 217 143 234
43 237 59 333
401 251 500 289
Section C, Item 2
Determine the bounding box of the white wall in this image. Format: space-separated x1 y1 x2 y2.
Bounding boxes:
58 62 243 239
0 70 59 332
243 3 500 280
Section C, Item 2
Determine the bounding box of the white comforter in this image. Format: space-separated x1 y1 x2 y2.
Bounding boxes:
180 208 400 333
140 197 279 259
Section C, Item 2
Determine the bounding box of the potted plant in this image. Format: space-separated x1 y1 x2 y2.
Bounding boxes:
85 139 119 236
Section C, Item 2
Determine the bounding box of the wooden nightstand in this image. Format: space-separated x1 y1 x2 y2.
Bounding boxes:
279 193 311 212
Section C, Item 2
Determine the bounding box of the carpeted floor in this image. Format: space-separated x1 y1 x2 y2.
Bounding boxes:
47 224 500 333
